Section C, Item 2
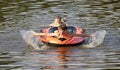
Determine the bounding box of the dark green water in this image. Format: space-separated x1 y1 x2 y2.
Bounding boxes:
0 0 120 70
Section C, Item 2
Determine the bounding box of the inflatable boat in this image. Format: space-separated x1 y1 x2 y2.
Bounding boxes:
38 26 85 46
20 26 107 49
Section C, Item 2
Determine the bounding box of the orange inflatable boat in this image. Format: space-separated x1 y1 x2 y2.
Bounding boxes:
39 26 85 46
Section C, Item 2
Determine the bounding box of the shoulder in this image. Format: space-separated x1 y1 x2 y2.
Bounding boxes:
50 23 60 27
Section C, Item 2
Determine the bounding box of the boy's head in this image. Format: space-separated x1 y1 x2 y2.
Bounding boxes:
54 16 62 23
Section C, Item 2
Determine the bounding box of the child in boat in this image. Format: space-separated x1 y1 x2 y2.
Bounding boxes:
56 24 91 38
49 16 67 27
31 24 92 38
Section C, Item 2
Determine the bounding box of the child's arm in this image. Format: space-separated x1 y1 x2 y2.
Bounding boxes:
67 32 92 38
31 30 46 36
31 30 58 37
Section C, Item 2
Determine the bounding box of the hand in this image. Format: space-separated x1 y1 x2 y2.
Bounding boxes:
90 35 93 38
30 30 36 35
62 17 66 22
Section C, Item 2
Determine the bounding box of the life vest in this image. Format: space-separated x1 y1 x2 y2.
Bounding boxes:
50 22 66 27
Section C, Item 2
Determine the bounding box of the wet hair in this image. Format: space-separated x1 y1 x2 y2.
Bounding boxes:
54 16 62 23
59 24 67 30
55 16 61 20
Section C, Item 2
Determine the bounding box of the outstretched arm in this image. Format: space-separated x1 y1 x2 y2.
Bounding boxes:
31 30 47 36
75 33 92 37
67 32 92 38
31 30 58 37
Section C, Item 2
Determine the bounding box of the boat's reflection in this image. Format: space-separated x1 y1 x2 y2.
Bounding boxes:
55 46 71 69
26 45 74 69
40 46 72 69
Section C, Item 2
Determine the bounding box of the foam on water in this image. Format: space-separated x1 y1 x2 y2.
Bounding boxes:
82 30 107 48
20 30 41 50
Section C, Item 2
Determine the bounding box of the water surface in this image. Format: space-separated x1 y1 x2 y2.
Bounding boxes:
0 0 120 70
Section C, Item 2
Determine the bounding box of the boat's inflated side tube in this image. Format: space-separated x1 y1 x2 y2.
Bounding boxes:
48 26 76 33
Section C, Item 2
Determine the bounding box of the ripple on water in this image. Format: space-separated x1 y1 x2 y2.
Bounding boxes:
0 0 120 70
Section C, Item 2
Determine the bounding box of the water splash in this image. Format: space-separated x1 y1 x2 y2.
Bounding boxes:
82 30 107 48
20 30 42 50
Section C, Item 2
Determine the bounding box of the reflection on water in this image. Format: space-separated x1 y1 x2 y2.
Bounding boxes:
0 47 120 70
0 0 120 70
